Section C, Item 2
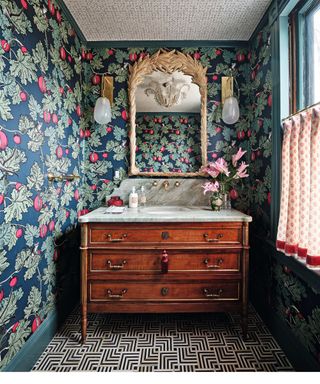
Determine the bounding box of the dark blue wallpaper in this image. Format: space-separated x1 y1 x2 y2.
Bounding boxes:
0 0 84 368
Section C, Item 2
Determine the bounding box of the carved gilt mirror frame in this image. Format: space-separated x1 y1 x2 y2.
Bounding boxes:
128 49 208 177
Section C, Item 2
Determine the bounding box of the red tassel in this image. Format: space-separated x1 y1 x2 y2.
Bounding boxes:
161 250 169 273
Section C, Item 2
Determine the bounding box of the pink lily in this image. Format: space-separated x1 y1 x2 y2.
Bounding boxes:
200 163 220 178
213 158 230 176
232 148 247 167
236 161 249 178
202 181 220 195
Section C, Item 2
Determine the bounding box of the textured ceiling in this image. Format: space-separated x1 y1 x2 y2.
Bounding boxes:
63 0 271 42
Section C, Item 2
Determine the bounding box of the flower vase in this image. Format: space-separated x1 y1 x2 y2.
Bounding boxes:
210 192 223 211
220 184 231 210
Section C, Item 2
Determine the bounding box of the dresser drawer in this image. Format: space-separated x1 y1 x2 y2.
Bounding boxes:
89 249 241 273
89 223 242 246
89 281 240 302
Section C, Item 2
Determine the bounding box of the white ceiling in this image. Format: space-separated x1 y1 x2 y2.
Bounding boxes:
63 0 271 42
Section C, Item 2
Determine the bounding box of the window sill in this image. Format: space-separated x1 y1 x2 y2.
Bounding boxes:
252 234 320 292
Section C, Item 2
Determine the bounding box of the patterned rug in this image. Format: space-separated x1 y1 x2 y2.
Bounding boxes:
32 305 293 372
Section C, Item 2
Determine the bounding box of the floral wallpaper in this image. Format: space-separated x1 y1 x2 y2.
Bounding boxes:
247 24 320 366
232 26 272 230
0 0 318 371
273 263 320 363
0 0 84 369
135 113 201 173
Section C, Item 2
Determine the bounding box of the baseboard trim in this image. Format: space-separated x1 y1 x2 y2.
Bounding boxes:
1 310 58 372
253 300 320 371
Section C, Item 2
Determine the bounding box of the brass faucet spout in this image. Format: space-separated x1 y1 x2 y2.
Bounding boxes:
162 180 169 190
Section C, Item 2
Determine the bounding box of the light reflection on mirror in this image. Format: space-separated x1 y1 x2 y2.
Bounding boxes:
136 70 201 113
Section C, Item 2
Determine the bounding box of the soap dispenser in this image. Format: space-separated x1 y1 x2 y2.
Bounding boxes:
140 186 147 208
129 186 138 208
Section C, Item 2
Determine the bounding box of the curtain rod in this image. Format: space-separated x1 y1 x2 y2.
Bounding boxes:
281 101 320 122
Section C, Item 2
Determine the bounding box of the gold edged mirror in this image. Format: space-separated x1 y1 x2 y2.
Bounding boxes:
128 49 208 177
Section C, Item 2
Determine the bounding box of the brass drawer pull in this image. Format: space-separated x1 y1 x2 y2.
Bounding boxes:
203 233 223 242
107 260 127 270
204 258 224 269
161 287 169 296
203 288 223 298
161 231 169 240
105 233 128 242
106 288 127 298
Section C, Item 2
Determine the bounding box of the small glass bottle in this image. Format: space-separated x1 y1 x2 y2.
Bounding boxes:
140 186 147 208
129 186 138 208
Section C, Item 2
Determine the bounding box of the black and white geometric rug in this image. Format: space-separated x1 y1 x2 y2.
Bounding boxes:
32 305 293 372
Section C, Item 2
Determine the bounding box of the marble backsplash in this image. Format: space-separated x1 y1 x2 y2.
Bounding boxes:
107 178 210 207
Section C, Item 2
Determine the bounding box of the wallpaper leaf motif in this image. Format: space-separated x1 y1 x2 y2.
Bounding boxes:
0 0 83 369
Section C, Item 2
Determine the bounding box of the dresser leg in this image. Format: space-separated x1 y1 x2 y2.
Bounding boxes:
81 305 87 343
80 224 88 344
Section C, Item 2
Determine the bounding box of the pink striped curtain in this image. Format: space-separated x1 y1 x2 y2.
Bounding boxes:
276 105 320 269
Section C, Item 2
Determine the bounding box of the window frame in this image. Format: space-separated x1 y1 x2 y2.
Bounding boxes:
289 0 320 113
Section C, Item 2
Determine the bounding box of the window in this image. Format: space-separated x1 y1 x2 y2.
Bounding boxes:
289 0 320 112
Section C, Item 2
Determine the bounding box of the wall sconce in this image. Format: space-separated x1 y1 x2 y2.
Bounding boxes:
93 75 113 124
221 76 240 125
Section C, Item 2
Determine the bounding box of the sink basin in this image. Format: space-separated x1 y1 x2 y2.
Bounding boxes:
142 206 190 215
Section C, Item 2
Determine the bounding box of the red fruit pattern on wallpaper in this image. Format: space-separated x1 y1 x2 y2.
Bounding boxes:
1 39 10 52
55 146 63 158
48 0 55 16
89 152 99 163
86 52 93 61
39 224 48 238
121 110 128 120
38 76 47 93
31 316 42 333
20 91 27 101
52 113 58 124
91 74 101 85
48 220 55 231
33 195 43 211
74 189 80 201
76 105 81 117
9 277 18 288
43 110 51 123
60 47 66 61
12 322 19 333
20 0 28 9
267 192 271 205
236 52 246 62
0 131 8 149
56 10 62 23
229 189 239 200
16 228 23 238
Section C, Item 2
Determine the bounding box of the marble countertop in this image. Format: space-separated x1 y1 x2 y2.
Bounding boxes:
78 206 252 223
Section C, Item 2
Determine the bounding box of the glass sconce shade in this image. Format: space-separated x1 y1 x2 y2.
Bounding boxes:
94 97 111 124
222 96 240 124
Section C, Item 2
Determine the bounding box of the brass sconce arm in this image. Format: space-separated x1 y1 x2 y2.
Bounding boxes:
48 173 80 182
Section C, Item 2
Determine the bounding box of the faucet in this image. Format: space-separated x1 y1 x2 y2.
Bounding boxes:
162 180 170 190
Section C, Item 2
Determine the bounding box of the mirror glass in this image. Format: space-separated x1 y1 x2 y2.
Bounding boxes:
136 70 201 113
128 50 207 177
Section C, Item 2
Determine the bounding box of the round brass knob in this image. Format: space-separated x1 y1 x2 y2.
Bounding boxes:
161 287 169 296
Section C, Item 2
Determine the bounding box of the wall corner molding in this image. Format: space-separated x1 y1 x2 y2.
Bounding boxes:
1 310 58 372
